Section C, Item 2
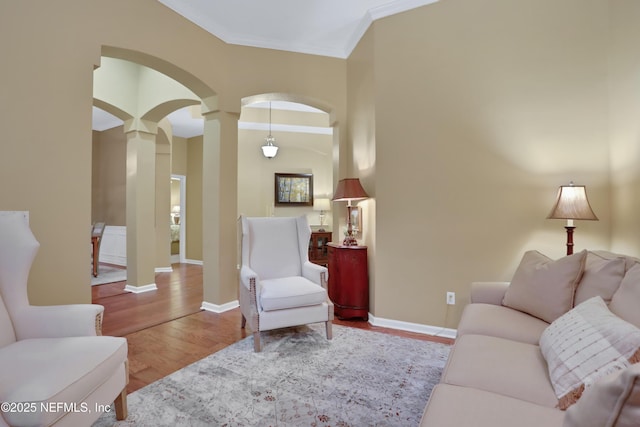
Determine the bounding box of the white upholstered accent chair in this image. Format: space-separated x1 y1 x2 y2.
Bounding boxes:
239 215 334 352
0 212 128 427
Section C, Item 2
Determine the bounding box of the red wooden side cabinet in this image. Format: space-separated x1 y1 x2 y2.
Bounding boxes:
327 243 369 320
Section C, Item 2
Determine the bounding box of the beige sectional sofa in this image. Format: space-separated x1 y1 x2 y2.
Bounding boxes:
420 250 640 427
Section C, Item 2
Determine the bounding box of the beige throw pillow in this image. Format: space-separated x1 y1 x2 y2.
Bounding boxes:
609 262 640 329
563 364 640 427
574 253 625 306
540 297 640 410
503 250 587 323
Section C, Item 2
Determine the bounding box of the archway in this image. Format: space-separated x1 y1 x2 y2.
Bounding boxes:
238 93 339 236
92 47 234 322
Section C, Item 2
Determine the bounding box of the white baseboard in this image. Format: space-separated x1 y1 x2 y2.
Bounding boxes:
155 267 173 273
124 283 158 294
194 301 457 339
368 313 457 339
184 259 204 266
101 254 126 267
201 300 239 313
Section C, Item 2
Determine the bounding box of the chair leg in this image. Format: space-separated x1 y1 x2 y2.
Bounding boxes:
253 331 261 352
114 387 128 420
241 314 246 328
326 320 333 340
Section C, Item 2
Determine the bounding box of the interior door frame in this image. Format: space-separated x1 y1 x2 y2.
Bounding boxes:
171 174 187 263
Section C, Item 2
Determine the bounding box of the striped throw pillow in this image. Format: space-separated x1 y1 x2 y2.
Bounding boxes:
539 296 640 410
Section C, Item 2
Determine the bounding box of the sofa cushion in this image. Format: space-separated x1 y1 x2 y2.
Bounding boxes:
441 334 558 407
503 250 587 323
610 262 640 328
420 384 565 427
563 364 640 427
590 250 640 272
574 253 625 306
260 276 327 311
456 303 549 345
540 296 640 410
0 336 127 427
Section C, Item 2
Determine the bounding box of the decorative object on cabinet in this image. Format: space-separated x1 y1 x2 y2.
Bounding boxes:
313 198 331 231
275 173 313 206
261 101 279 159
547 181 598 255
309 231 332 266
332 178 369 246
327 243 369 320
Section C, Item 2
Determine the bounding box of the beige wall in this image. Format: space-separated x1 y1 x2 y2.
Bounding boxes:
609 0 640 256
359 0 615 328
171 137 188 176
170 179 181 208
92 126 127 225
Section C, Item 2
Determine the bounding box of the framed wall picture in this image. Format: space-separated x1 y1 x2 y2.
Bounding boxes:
275 173 314 206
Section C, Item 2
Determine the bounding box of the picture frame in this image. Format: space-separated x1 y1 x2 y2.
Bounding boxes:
275 173 314 206
350 206 362 236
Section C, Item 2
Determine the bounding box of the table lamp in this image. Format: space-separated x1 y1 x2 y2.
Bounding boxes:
313 198 331 231
332 178 369 246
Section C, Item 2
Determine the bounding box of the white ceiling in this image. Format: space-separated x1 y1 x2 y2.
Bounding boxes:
94 0 440 137
157 0 438 59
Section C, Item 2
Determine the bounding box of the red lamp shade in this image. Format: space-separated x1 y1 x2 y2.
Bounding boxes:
332 178 369 203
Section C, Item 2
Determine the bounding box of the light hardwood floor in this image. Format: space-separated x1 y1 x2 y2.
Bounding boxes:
92 263 453 394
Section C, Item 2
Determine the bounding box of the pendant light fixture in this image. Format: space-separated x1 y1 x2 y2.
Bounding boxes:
261 102 279 159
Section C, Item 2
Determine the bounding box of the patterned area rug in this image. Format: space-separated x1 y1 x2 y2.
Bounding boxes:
94 324 450 426
91 265 127 286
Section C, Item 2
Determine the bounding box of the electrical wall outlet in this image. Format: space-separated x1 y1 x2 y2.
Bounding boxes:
446 292 456 305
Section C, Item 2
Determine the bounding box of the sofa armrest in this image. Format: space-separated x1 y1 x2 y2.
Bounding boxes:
12 304 105 339
240 265 259 289
470 282 510 305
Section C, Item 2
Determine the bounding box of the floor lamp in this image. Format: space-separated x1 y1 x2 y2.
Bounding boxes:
332 178 369 246
547 182 598 255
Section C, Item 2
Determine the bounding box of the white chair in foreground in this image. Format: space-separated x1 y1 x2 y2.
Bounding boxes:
239 215 334 352
0 212 128 427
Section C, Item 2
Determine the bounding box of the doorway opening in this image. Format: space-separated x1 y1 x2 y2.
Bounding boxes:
171 174 186 264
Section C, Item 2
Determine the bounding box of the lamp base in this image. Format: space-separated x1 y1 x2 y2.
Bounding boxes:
564 226 575 256
342 235 358 246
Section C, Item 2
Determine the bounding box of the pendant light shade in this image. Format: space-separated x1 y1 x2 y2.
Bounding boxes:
261 102 279 159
